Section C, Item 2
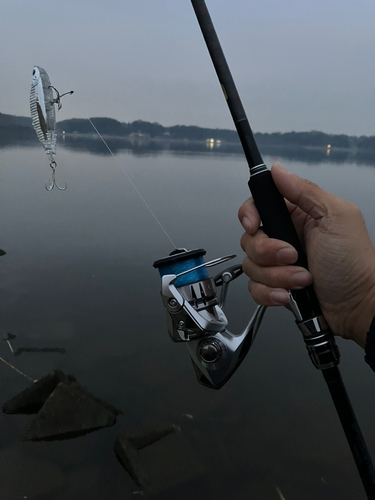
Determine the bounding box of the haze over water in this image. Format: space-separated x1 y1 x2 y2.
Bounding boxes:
0 141 375 499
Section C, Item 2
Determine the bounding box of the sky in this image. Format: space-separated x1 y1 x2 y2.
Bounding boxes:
1 0 374 136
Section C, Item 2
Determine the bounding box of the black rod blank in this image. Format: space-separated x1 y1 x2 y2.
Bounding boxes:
324 368 375 498
190 0 263 169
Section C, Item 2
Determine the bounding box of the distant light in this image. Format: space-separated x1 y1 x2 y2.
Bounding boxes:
327 144 331 148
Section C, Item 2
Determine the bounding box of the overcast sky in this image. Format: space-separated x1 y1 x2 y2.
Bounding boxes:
1 0 374 135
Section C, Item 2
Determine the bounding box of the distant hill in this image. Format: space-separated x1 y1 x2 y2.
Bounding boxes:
56 117 240 142
0 112 35 144
0 112 374 150
0 112 31 128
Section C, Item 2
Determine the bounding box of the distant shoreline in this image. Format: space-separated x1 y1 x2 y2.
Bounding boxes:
58 130 353 151
0 112 374 158
53 132 375 166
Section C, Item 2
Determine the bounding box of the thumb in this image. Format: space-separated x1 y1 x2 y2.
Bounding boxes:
271 162 332 220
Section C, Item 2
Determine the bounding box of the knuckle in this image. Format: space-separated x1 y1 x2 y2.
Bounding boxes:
253 235 266 259
305 179 320 190
336 199 362 220
267 267 288 288
348 202 362 217
266 267 282 287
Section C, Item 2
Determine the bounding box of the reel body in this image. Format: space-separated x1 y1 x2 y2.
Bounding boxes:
154 248 265 389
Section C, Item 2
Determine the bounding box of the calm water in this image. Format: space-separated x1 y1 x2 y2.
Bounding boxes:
1 139 375 500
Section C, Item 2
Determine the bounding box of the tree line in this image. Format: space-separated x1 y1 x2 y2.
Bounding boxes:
56 117 375 149
1 112 374 150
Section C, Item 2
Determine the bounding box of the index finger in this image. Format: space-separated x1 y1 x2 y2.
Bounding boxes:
238 197 260 235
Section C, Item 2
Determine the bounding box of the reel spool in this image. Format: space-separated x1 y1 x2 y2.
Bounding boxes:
154 248 209 288
153 248 266 389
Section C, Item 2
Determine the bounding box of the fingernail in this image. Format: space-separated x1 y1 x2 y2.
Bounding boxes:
242 217 252 232
291 271 312 287
276 247 297 264
270 290 290 304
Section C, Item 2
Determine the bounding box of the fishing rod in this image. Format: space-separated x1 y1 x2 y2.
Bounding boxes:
153 1 375 498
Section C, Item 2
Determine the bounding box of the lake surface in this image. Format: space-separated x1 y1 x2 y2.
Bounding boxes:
1 138 375 500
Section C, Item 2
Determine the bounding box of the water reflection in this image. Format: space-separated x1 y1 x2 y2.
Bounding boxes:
0 126 35 147
1 142 375 499
1 132 374 166
59 135 375 165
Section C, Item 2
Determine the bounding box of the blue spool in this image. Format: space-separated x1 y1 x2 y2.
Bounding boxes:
153 248 208 287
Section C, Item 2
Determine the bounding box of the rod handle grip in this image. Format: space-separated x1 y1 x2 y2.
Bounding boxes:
248 170 324 318
248 170 308 269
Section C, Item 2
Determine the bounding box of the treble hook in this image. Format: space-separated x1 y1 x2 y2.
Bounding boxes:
46 161 67 191
48 86 74 110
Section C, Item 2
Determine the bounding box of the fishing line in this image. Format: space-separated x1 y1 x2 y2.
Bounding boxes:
87 118 177 249
275 487 286 500
0 355 37 383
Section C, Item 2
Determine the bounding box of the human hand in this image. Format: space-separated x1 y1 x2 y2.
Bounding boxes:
238 162 375 348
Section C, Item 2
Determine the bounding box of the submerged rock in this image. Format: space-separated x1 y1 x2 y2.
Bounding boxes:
114 423 178 488
3 370 75 414
22 381 117 441
128 423 178 450
3 369 123 441
0 249 6 256
114 435 148 488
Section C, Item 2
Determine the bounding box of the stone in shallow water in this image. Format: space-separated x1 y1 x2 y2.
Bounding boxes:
128 423 178 450
3 369 122 440
114 424 178 488
2 370 76 414
114 435 148 488
22 381 117 441
3 369 122 417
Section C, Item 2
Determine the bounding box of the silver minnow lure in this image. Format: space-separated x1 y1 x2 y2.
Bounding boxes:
30 66 73 190
30 66 57 165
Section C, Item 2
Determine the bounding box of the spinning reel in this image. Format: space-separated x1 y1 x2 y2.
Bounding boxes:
154 248 339 390
153 248 266 389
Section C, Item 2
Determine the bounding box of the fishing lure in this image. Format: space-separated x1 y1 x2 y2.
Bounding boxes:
30 66 73 190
